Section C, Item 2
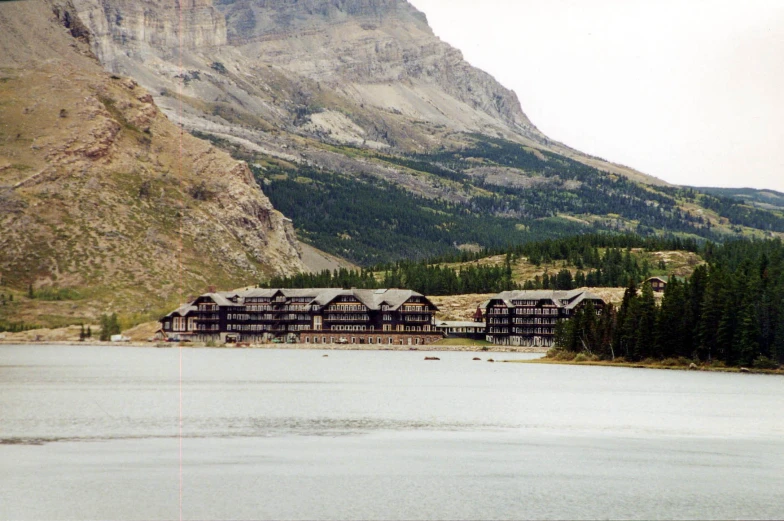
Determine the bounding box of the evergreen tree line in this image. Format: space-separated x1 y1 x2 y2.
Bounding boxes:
398 233 700 268
0 321 38 333
263 259 519 296
555 239 784 368
264 234 698 296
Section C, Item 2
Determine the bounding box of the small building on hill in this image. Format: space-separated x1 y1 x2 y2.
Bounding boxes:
483 289 606 347
644 276 686 293
645 276 669 292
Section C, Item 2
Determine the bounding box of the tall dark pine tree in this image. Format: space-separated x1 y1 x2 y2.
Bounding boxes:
633 283 657 361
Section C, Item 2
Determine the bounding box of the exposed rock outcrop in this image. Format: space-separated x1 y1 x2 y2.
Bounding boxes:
68 0 663 184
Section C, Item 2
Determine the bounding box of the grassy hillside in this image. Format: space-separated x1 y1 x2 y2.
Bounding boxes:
692 187 784 211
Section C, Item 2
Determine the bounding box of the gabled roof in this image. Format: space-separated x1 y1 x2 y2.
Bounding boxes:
162 304 197 320
312 288 350 306
563 291 604 310
645 276 685 284
196 293 236 307
167 288 438 316
484 289 606 309
312 288 436 311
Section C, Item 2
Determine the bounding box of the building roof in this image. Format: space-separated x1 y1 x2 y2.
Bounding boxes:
204 293 237 306
165 288 438 315
162 304 197 319
483 289 606 309
646 276 686 283
563 291 604 310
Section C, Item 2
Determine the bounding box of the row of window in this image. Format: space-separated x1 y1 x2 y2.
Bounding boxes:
324 314 370 322
513 318 558 325
512 328 555 335
327 304 368 312
331 325 368 331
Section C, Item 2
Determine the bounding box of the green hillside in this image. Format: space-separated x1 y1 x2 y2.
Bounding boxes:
246 134 784 266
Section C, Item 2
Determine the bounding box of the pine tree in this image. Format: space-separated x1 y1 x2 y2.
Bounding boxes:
655 277 687 359
634 283 657 361
99 314 114 341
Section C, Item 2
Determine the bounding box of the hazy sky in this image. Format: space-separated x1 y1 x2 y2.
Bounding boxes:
408 0 784 191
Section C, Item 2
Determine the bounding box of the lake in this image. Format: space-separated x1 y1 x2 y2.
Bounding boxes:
1 345 783 520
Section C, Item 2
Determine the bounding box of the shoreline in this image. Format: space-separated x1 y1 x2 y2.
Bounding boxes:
511 357 784 375
0 340 547 354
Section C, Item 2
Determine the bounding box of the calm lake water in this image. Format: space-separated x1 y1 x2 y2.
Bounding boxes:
1 345 783 520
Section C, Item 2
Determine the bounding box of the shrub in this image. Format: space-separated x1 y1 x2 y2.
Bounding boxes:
210 62 228 74
574 353 588 362
548 348 576 361
661 357 691 367
752 356 780 370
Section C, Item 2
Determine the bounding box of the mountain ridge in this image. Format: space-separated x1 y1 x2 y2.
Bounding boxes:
69 0 665 186
0 0 304 328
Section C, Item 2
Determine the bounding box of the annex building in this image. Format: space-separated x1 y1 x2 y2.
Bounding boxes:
160 288 442 346
483 289 605 347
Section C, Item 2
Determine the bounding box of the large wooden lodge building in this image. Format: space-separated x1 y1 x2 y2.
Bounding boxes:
160 288 442 346
483 289 605 347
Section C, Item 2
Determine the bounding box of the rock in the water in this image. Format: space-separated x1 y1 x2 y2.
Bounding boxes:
424 356 440 361
473 357 481 361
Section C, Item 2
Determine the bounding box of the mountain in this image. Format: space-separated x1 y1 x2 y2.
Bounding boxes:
69 0 659 183
57 0 784 265
0 0 304 329
3 0 784 331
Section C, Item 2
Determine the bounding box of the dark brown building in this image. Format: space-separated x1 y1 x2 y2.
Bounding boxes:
160 288 442 346
645 276 672 292
483 289 606 347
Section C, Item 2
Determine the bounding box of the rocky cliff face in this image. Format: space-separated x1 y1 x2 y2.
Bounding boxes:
68 0 660 185
0 0 303 325
73 0 227 65
215 0 538 136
